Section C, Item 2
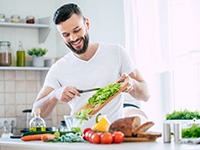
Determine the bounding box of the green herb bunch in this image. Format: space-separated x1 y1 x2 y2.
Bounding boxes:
27 47 48 57
166 109 200 120
182 124 200 138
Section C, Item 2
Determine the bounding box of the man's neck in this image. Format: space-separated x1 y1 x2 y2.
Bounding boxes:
74 43 99 61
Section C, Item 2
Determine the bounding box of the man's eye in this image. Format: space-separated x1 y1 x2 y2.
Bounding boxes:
62 33 69 37
74 28 81 33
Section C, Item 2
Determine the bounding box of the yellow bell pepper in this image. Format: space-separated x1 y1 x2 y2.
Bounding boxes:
92 114 111 132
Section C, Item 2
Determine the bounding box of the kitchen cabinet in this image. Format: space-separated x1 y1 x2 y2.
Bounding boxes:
0 17 51 43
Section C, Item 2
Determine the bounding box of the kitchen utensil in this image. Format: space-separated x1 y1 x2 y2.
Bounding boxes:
78 88 100 93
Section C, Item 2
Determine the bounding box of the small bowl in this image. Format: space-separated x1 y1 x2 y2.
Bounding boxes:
63 115 97 131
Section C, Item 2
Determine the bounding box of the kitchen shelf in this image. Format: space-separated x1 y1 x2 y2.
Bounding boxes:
0 17 51 43
0 66 50 71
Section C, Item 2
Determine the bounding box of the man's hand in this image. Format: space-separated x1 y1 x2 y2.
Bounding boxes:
117 73 136 93
55 86 81 103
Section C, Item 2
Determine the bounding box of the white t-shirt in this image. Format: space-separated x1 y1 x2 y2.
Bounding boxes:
43 43 135 129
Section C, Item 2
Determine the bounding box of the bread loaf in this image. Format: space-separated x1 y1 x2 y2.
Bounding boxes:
137 131 162 139
132 121 154 136
109 116 141 137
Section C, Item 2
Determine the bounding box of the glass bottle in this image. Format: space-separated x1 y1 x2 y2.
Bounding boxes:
16 41 26 67
29 108 46 132
0 41 12 66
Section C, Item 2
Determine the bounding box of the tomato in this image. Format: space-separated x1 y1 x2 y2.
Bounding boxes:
100 132 113 144
112 131 124 143
91 132 101 144
84 130 94 141
83 128 92 134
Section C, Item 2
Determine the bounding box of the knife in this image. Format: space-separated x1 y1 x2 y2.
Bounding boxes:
78 88 100 93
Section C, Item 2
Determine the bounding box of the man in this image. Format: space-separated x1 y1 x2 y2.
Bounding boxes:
32 3 150 129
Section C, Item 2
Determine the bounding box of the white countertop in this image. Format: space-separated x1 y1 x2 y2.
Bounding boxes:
0 138 199 150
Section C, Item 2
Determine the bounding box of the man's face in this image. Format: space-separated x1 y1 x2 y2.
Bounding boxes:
56 14 90 55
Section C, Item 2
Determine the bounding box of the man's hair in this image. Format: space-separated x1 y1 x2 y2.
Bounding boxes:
53 3 83 25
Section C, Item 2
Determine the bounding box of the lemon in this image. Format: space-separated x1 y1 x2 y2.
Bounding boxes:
53 131 60 139
92 115 111 132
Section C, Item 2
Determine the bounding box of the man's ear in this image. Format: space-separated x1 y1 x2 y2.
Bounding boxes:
84 18 90 30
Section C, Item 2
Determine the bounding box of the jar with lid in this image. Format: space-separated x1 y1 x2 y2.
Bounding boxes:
26 15 35 24
16 41 26 67
29 108 46 132
0 41 12 66
11 15 20 23
0 14 5 22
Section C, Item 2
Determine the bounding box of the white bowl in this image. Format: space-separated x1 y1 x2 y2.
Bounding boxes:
63 115 96 131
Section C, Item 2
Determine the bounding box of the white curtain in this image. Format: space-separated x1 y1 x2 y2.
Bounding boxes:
124 0 173 130
123 0 200 131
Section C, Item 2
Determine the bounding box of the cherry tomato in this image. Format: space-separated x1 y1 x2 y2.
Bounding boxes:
83 128 92 134
91 132 101 144
84 130 94 141
100 132 113 144
112 131 124 143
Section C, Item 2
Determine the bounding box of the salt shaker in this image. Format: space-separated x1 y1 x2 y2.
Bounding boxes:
163 123 171 143
173 123 182 143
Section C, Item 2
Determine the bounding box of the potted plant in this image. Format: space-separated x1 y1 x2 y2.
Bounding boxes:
27 47 48 67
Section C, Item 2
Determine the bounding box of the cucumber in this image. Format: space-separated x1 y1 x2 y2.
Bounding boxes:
21 131 75 137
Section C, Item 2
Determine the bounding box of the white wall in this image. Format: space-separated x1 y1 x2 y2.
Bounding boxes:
0 0 125 58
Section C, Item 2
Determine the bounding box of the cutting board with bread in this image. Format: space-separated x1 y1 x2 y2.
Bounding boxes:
74 76 130 117
109 116 162 142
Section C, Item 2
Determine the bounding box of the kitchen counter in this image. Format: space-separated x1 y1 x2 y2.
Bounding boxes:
0 138 199 150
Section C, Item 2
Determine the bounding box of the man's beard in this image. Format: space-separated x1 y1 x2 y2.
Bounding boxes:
66 33 89 55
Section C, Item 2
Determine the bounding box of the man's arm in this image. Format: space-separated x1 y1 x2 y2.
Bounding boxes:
119 69 150 101
32 86 81 118
32 86 58 118
128 69 150 101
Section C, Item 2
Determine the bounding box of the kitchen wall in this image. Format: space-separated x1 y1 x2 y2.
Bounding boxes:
0 0 125 135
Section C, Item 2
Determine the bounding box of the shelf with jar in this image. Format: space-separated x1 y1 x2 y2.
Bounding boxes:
0 41 53 71
0 16 51 43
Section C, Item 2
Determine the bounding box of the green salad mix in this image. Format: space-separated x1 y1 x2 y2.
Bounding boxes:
166 109 200 120
75 83 121 123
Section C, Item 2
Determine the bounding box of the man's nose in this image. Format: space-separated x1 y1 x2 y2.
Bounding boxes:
69 34 77 41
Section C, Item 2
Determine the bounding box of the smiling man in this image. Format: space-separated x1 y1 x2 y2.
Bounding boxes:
32 3 150 129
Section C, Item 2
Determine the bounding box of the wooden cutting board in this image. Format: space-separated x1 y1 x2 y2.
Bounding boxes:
123 137 157 142
74 78 130 116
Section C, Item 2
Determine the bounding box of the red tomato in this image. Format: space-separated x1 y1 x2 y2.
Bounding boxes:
100 132 113 144
84 130 94 141
112 131 124 143
91 132 101 144
83 128 92 134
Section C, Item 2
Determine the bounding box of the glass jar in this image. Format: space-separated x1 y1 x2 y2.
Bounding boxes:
29 108 46 132
0 14 5 22
16 41 26 67
0 41 12 66
11 15 20 23
26 15 35 24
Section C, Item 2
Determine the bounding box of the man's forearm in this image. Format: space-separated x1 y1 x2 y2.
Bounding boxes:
32 91 58 118
129 81 150 101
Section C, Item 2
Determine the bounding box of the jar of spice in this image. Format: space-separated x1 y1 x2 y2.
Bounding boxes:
0 41 12 66
0 14 5 22
26 15 35 24
11 15 20 23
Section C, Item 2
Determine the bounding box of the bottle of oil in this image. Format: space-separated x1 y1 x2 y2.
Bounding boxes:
29 108 46 132
16 41 26 67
